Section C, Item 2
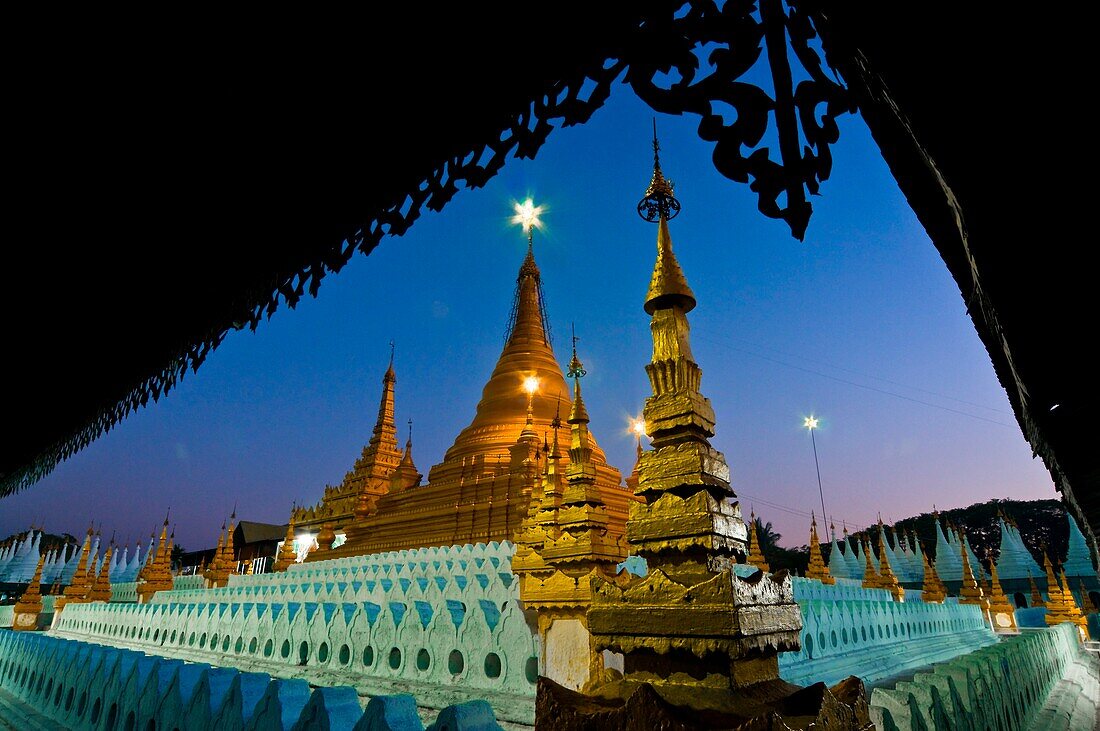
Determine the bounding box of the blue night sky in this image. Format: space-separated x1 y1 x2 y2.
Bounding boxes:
1 88 1056 552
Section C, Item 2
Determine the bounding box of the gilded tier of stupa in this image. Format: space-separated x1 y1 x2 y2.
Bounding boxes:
290 212 635 558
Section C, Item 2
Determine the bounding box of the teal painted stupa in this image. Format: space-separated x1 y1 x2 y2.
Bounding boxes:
842 532 862 578
934 518 963 583
880 523 900 573
908 532 926 583
1064 512 1098 580
962 533 987 580
995 516 1042 581
827 529 852 579
848 537 863 579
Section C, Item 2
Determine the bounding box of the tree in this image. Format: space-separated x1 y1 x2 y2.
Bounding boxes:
843 498 1069 572
753 517 810 575
753 517 781 553
170 544 186 571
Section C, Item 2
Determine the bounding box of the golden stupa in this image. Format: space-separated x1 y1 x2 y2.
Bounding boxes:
292 226 635 557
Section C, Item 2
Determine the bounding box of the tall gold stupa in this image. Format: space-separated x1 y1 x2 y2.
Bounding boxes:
292 221 635 557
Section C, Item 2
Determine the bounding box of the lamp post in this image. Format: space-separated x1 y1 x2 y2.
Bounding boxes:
804 415 828 531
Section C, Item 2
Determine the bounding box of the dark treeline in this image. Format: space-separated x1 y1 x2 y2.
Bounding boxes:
758 498 1070 577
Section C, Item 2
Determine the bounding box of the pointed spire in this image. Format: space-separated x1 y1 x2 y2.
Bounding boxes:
1027 571 1046 608
861 540 881 590
995 513 1042 580
875 528 904 601
389 418 423 492
933 513 963 582
827 522 851 580
644 215 697 316
639 126 694 316
402 418 415 463
986 558 1018 631
274 503 299 572
373 354 399 452
920 546 946 603
566 325 589 424
637 119 682 223
12 553 46 631
562 338 598 508
86 541 114 603
746 511 770 572
625 427 644 493
505 201 551 346
806 512 835 585
1057 569 1090 638
958 540 988 609
61 529 95 605
1063 510 1095 578
1043 551 1062 603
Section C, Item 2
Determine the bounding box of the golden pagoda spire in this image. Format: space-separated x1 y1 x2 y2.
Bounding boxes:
623 145 742 580
389 418 423 492
588 133 798 702
221 506 237 576
534 405 565 539
1028 571 1046 608
985 558 1017 631
920 546 946 603
273 505 298 572
1059 570 1090 638
805 512 835 584
625 420 645 492
637 118 683 226
875 516 902 597
543 332 622 567
564 331 595 500
518 335 627 691
138 512 174 602
204 518 227 586
86 540 114 603
958 539 988 609
351 354 403 520
61 524 96 608
1042 550 1063 606
1081 579 1096 612
437 214 572 471
861 538 881 591
746 509 770 572
12 553 46 631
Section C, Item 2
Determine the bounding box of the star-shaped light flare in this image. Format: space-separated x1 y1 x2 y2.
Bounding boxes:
512 198 543 236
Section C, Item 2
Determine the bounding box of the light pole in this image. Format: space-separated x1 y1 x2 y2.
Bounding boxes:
804 415 828 530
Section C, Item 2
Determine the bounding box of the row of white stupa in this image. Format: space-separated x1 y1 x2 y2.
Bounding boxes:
0 530 160 585
826 512 1097 585
2 511 1094 590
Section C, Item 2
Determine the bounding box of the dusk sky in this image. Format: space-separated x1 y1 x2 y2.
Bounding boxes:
0 88 1056 552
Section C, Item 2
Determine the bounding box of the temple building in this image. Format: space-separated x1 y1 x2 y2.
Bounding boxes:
289 234 636 559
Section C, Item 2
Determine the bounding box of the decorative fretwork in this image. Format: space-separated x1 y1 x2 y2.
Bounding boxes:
6 1 854 497
244 0 852 330
626 0 853 240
